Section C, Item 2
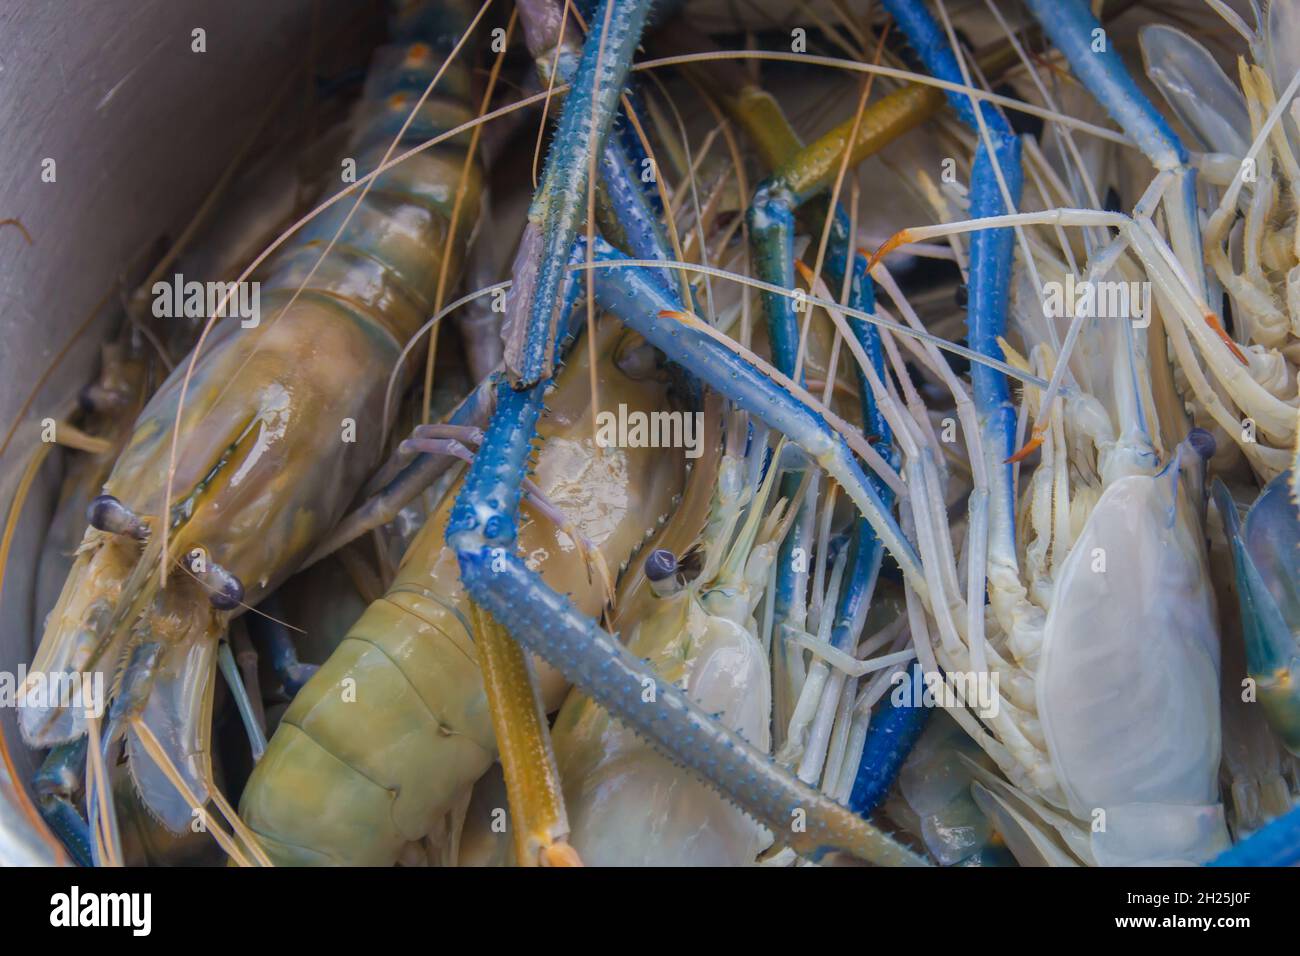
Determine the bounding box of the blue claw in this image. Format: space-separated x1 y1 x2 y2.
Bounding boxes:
506 0 656 387
34 740 93 867
1208 802 1300 867
850 662 931 815
881 0 1022 548
1021 0 1205 294
747 147 901 751
747 180 802 375
518 0 676 280
825 0 1026 808
1022 0 1185 170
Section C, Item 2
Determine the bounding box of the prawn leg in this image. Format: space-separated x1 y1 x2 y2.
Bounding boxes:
746 82 933 756
1021 0 1206 296
453 0 667 869
702 36 921 759
33 741 93 867
517 0 675 275
503 0 656 387
244 598 319 698
882 0 1024 553
469 602 580 867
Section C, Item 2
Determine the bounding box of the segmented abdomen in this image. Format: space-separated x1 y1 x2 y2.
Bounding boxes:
241 570 496 864
258 3 484 349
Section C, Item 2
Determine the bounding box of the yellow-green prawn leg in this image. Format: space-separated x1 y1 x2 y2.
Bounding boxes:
469 601 582 867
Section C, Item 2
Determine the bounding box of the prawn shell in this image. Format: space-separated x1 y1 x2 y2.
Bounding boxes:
1037 471 1227 864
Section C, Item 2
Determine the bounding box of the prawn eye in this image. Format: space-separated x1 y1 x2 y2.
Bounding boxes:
1186 427 1216 461
645 548 677 582
201 562 245 610
86 494 148 540
208 576 244 611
